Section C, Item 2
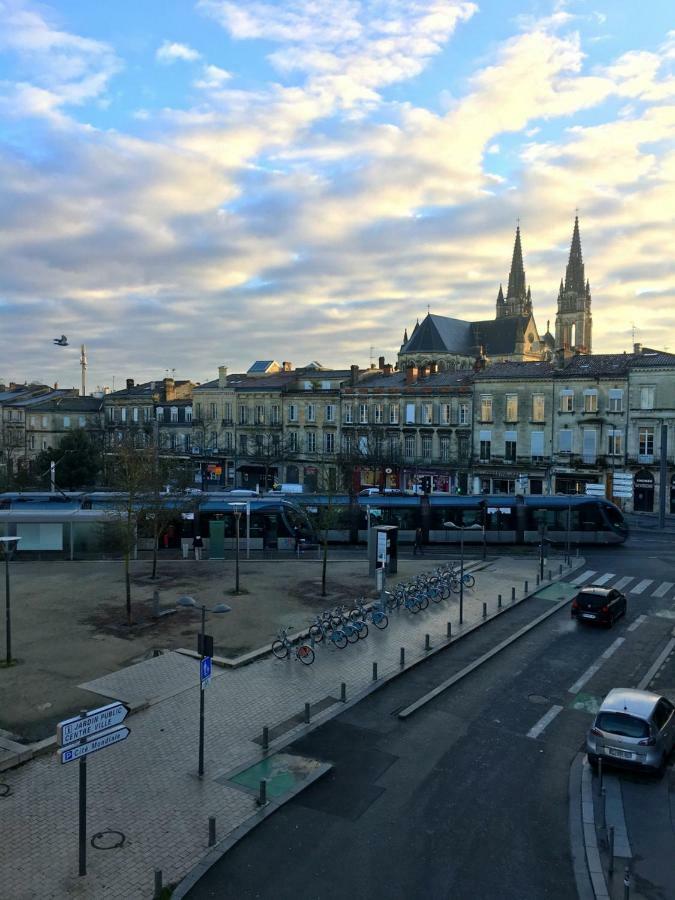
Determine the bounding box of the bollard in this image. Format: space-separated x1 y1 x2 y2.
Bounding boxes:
536 574 540 586
304 702 311 724
559 563 563 575
372 661 378 681
258 779 267 806
524 580 529 594
608 826 615 876
548 569 552 581
600 787 606 831
446 622 452 639
425 634 431 651
400 647 405 667
262 725 269 752
208 816 216 847
623 866 630 900
154 869 163 900
482 602 487 619
511 587 516 603
340 682 346 702
598 757 603 792
498 594 502 609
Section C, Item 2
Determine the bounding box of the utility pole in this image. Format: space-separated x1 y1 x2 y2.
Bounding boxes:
658 422 668 529
80 344 88 397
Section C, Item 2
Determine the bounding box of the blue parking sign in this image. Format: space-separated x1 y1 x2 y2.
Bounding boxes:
200 656 212 686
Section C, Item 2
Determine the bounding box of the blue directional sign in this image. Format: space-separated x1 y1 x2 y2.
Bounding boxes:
57 702 129 747
58 726 130 764
200 656 212 687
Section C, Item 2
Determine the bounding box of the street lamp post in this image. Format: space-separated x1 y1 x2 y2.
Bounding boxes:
539 522 546 581
176 596 230 776
0 537 21 667
229 503 246 594
443 522 481 626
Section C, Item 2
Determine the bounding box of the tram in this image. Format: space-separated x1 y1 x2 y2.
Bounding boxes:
290 493 628 546
0 491 316 556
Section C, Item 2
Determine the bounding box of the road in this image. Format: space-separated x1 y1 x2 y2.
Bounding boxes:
188 531 675 900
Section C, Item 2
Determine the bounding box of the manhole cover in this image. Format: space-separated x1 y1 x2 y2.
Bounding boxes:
91 830 125 850
528 694 549 704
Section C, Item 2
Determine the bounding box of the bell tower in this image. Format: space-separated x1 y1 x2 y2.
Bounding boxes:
497 225 532 318
555 216 592 354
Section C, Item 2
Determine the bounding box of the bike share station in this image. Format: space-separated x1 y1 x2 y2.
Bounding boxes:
369 525 398 598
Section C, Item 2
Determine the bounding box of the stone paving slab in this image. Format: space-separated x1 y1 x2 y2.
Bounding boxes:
79 650 224 707
0 556 567 900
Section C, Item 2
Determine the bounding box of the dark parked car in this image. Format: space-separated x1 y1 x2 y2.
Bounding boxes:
571 586 627 627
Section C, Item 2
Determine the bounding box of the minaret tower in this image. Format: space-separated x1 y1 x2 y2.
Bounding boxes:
554 216 592 354
497 225 530 318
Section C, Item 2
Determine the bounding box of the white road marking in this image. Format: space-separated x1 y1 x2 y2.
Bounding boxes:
593 573 615 586
627 615 647 632
572 570 596 585
638 638 675 690
613 576 633 591
568 638 625 694
527 704 563 739
653 582 673 598
630 579 653 595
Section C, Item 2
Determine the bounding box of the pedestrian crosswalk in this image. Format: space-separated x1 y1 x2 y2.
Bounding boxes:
569 570 675 601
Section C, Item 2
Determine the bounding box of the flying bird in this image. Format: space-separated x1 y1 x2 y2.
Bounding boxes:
53 335 69 346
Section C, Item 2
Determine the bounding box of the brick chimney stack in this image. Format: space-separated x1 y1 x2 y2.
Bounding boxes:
218 365 228 388
282 361 293 372
378 355 385 369
163 377 176 401
126 378 134 390
405 364 418 385
350 364 360 386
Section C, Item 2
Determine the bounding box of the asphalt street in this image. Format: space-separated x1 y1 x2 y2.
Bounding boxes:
188 531 675 900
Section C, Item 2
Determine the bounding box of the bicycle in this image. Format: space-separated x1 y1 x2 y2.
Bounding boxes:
271 627 315 665
309 616 348 650
351 597 388 630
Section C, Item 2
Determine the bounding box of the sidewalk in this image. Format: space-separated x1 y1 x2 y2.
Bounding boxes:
580 631 675 899
0 555 575 900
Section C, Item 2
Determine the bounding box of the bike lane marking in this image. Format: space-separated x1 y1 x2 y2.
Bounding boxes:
568 638 625 695
526 704 563 739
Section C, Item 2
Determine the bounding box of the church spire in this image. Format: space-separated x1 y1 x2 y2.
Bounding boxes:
564 215 586 296
506 225 527 301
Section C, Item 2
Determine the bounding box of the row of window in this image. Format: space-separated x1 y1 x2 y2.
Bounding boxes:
28 415 89 429
480 394 546 423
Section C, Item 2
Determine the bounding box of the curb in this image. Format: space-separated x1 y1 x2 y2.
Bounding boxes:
170 762 333 900
570 753 596 900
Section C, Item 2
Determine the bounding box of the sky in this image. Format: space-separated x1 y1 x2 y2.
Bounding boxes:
1 0 674 391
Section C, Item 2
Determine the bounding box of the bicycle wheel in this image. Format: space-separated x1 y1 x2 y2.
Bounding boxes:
418 595 429 610
272 639 289 659
332 630 348 649
309 624 323 644
350 608 364 622
373 613 388 630
463 574 475 588
346 627 359 644
356 622 368 640
431 589 443 603
297 644 315 665
450 580 461 594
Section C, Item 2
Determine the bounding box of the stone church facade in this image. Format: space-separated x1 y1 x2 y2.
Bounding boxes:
398 217 592 371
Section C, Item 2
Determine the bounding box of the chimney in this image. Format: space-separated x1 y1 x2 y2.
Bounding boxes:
405 364 418 385
350 364 360 386
282 361 293 372
218 365 228 388
126 378 134 390
383 364 393 375
378 355 385 370
53 382 58 390
633 343 642 354
163 377 176 401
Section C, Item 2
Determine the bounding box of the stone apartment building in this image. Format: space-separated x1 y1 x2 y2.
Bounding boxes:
102 377 195 453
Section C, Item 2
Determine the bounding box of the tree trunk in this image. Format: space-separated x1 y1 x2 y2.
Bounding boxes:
124 552 132 625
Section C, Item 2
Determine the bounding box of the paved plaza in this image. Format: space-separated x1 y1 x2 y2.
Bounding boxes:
0 553 576 900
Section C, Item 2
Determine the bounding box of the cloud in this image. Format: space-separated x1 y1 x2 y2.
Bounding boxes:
0 0 121 119
0 2 674 385
155 40 201 64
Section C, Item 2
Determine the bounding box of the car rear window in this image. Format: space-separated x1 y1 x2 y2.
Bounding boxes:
595 712 650 738
577 592 606 609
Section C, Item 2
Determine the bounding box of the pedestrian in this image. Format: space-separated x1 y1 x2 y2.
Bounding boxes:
192 534 203 561
413 527 424 556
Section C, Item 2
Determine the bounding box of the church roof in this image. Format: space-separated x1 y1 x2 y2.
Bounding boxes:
401 314 474 355
471 317 528 356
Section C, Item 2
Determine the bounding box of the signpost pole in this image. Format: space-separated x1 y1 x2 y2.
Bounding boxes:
659 423 667 530
198 605 206 778
78 710 87 877
459 526 464 626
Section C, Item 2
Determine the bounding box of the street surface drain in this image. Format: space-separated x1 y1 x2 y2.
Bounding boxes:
222 753 324 799
528 694 549 705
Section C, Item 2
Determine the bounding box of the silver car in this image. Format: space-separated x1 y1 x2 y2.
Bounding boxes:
586 688 675 775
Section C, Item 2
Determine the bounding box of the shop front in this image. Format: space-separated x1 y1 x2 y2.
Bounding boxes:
633 469 655 512
402 469 454 493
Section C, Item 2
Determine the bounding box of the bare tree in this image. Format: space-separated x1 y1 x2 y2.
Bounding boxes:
337 428 403 494
242 430 299 490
